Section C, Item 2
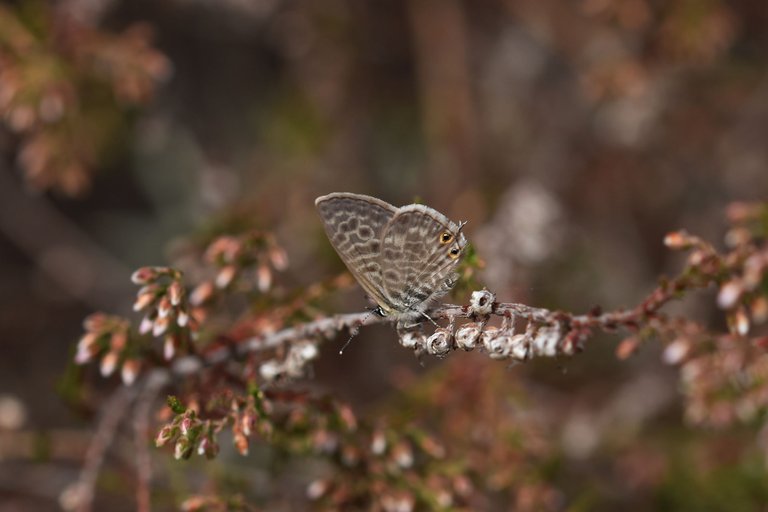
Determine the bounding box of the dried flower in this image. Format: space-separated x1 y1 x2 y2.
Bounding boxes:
455 322 482 351
469 289 495 316
399 331 426 350
259 360 283 381
426 329 452 356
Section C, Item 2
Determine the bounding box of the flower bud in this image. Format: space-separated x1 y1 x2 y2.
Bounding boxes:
157 296 173 319
168 280 184 306
131 267 157 285
234 431 249 456
306 479 329 500
215 265 237 289
189 281 215 306
717 279 743 309
269 246 289 271
163 334 179 360
257 263 272 292
751 296 768 324
174 436 193 460
110 329 127 351
391 441 413 468
662 339 690 365
83 313 107 332
155 425 175 447
371 430 387 455
152 316 170 337
99 350 119 377
121 358 141 385
75 334 100 364
139 314 154 335
133 291 156 312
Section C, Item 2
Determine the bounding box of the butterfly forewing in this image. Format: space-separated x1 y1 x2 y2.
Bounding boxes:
378 205 467 315
315 193 397 310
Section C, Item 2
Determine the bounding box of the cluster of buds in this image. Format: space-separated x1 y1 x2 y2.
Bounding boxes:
258 340 319 381
655 204 768 431
231 391 273 456
75 313 141 385
131 266 194 360
0 5 169 195
307 422 467 511
188 233 289 309
155 407 219 460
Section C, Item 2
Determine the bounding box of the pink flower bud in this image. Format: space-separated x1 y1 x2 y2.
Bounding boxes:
132 291 155 312
152 316 170 337
717 280 743 309
100 350 119 377
131 267 156 285
189 281 214 306
168 280 183 306
157 296 172 319
139 314 154 335
163 334 178 360
121 359 141 385
83 313 107 332
257 263 272 292
176 310 189 328
663 230 695 249
110 330 127 351
269 246 289 271
662 339 690 365
155 425 175 447
215 265 237 289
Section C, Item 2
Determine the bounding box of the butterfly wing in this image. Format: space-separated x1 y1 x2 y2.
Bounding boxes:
315 193 397 310
378 204 467 318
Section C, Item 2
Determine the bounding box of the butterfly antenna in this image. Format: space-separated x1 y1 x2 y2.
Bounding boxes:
339 309 375 355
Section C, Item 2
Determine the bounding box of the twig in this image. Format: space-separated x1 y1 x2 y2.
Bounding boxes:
164 271 694 378
73 384 139 512
132 371 170 512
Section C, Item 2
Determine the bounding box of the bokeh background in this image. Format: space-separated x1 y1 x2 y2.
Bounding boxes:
2 0 768 509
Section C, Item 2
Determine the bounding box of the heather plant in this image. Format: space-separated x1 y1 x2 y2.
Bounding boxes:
65 201 768 510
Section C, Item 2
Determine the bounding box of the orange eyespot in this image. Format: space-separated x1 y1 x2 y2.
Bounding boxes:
449 247 460 259
440 232 453 244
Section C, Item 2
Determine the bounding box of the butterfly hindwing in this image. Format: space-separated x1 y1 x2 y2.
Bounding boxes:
378 204 467 317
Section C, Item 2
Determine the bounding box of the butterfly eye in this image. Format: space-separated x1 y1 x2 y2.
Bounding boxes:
449 247 460 259
440 232 453 244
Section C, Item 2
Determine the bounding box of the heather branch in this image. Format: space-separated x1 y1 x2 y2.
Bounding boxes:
165 270 696 381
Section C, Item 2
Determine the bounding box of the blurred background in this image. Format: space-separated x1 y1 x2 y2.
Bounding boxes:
2 0 768 509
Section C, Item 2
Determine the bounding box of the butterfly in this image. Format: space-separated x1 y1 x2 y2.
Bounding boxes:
315 192 467 324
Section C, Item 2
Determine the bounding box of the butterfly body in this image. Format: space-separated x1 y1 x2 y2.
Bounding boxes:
315 192 467 322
